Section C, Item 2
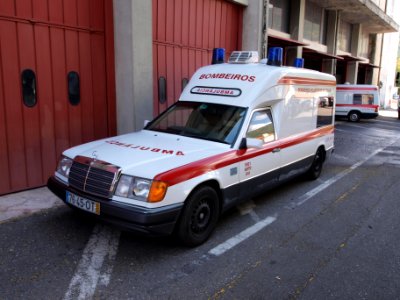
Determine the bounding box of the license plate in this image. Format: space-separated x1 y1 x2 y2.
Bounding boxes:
66 191 100 215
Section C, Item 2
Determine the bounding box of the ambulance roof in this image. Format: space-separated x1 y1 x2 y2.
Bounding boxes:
337 84 378 90
179 62 336 108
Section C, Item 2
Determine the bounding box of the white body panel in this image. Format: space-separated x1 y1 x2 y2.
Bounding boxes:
57 60 336 210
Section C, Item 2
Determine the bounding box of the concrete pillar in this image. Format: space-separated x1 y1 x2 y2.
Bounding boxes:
286 0 305 66
346 61 359 84
113 0 153 134
242 0 264 57
322 10 339 75
345 24 362 84
373 33 384 86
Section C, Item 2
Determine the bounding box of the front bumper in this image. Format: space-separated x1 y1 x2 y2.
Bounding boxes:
47 176 183 236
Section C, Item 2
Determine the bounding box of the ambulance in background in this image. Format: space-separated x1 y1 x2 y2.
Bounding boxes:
48 48 336 246
335 84 379 122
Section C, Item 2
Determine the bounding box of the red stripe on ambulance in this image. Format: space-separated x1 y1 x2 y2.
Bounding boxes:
154 125 334 186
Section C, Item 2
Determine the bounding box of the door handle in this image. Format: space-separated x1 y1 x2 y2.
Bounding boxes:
272 148 281 153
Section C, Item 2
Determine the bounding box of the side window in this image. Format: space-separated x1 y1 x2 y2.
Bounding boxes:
353 94 362 105
317 96 334 127
353 94 373 105
246 109 275 143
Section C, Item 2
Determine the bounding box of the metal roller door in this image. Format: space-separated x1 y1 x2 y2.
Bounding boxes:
0 0 116 195
152 0 243 116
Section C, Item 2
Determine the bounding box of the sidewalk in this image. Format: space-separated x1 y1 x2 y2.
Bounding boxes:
0 187 62 223
379 107 398 118
0 108 399 224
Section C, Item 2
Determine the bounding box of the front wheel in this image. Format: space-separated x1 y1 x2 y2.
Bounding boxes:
348 111 361 122
176 186 220 247
307 148 325 180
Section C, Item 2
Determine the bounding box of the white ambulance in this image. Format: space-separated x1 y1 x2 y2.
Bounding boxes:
335 84 379 122
48 48 336 246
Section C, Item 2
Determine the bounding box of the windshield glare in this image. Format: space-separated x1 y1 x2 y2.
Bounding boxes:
146 102 246 145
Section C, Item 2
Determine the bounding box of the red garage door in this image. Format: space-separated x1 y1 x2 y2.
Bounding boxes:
152 0 243 115
0 0 116 195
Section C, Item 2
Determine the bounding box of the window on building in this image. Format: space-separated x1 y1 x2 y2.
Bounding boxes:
353 94 374 105
268 0 290 33
317 97 334 127
304 0 327 44
338 20 352 52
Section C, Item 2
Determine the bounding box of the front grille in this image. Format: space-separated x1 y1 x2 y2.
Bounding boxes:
69 156 120 198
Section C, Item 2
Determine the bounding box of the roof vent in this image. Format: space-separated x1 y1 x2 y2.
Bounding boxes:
228 51 259 64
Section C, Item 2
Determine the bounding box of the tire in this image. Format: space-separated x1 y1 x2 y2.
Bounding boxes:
176 186 220 247
348 111 361 122
307 148 325 180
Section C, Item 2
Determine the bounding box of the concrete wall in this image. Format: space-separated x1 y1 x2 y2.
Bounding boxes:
242 0 264 57
113 0 153 134
378 0 400 107
379 32 400 107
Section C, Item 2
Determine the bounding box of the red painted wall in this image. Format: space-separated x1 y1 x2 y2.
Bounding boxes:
152 0 243 116
0 0 116 195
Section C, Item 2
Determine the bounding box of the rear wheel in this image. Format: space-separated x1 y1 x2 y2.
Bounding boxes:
307 148 325 180
176 186 220 247
348 111 361 122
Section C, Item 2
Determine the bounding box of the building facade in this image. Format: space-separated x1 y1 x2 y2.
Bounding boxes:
266 0 399 107
0 0 399 195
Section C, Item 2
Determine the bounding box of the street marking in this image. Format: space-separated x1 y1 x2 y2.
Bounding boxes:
380 150 398 155
64 224 120 300
292 145 387 208
208 215 277 256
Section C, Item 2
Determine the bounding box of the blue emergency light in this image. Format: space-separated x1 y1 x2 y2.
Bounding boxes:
294 58 304 68
212 48 225 64
267 47 283 66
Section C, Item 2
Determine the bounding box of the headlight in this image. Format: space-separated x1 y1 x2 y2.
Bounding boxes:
115 175 168 202
56 156 73 181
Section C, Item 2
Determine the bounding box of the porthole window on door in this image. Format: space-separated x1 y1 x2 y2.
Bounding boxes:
67 71 80 105
21 69 37 108
158 76 167 104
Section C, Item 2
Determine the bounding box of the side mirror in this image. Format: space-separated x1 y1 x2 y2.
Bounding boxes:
239 137 263 150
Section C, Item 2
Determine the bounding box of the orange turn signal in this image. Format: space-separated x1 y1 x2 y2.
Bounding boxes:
148 181 168 202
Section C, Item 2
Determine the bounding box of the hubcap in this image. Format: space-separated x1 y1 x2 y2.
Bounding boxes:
191 200 211 233
350 113 358 122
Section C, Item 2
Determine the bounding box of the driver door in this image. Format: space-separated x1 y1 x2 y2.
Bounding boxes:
239 108 281 197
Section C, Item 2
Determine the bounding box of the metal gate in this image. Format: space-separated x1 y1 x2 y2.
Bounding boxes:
152 0 243 116
0 0 116 195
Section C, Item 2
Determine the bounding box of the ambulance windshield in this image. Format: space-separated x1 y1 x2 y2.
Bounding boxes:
146 101 246 145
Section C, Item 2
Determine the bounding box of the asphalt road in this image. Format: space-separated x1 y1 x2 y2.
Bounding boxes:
1 115 400 300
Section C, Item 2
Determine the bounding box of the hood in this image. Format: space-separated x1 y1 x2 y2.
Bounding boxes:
63 130 230 179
